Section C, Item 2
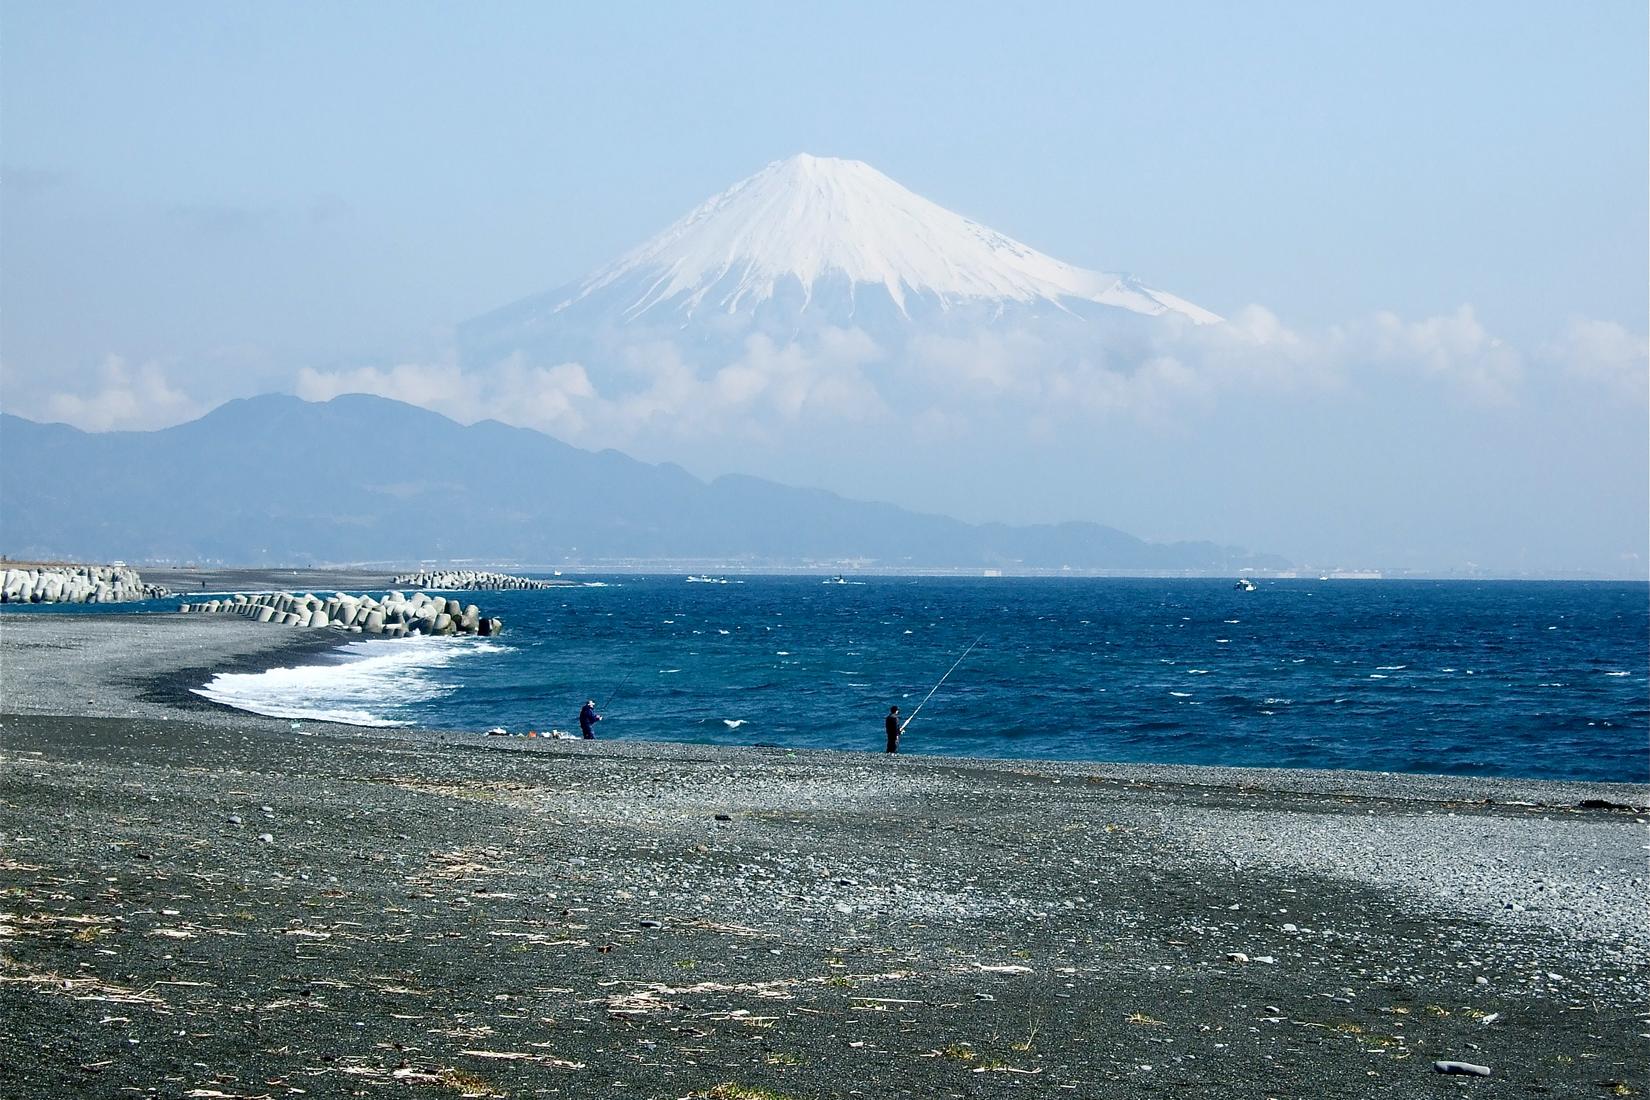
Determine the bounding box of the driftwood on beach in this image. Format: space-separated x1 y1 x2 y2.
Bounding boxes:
180 589 502 636
0 564 170 604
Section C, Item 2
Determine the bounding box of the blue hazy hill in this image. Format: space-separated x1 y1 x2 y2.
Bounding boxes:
0 393 1287 571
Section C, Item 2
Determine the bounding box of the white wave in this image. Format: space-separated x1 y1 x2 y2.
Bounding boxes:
1186 669 1211 675
1603 670 1631 677
1169 691 1193 698
1375 664 1407 671
193 635 497 727
723 719 747 729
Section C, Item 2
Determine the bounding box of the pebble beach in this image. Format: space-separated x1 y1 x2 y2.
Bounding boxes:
1 609 1646 1099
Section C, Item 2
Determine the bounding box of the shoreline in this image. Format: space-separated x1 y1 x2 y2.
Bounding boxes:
5 609 1645 805
2 612 1646 1097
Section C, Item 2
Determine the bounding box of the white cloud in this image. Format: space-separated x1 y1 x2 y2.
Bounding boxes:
294 358 595 433
290 327 887 448
291 305 1618 456
296 361 469 411
908 329 1050 395
21 306 1637 457
1541 317 1648 397
550 329 889 444
29 356 207 431
1340 305 1522 403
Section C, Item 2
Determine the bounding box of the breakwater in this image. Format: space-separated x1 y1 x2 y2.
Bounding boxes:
1 564 171 604
180 590 502 636
391 569 558 590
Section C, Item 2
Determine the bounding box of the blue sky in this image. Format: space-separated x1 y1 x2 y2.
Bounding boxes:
2 2 1646 573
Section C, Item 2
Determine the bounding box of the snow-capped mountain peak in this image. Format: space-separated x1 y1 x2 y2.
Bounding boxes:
559 153 1219 324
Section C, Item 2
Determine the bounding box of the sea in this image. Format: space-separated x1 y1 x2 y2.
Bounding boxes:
24 577 1649 783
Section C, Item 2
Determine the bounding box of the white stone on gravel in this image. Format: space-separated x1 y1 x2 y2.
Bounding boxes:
1434 1060 1492 1076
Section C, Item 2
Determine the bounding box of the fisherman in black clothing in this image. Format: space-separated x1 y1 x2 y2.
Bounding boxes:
885 705 903 754
579 699 601 739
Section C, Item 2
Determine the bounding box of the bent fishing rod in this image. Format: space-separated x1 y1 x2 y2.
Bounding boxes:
902 633 984 731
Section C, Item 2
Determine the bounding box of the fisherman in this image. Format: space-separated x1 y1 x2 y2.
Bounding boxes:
579 699 602 739
885 705 903 754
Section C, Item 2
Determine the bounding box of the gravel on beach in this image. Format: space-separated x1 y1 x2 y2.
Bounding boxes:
1 611 1645 1099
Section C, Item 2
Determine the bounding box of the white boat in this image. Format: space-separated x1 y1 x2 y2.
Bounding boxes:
1234 578 1257 591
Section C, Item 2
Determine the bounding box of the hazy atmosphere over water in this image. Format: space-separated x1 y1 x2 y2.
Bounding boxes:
2 2 1646 575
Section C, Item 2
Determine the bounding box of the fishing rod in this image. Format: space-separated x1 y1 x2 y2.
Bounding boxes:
596 667 639 713
902 633 984 730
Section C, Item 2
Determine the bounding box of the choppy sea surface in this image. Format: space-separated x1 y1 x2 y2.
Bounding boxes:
33 577 1649 782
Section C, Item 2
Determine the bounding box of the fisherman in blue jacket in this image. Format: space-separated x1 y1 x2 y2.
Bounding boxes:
579 699 601 739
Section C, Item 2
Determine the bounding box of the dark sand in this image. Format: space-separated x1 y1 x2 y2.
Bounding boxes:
1 611 1645 1099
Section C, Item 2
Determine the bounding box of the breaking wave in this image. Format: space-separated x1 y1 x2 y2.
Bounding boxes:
194 636 511 727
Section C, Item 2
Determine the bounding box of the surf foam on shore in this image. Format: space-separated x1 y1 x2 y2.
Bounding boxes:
193 635 510 726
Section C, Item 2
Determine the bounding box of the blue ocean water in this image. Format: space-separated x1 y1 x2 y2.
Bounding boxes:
33 577 1649 782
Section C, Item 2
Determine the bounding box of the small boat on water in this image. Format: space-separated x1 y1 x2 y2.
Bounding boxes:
1234 578 1257 591
823 575 849 585
686 575 729 584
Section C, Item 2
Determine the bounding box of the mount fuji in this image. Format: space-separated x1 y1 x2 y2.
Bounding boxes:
459 153 1219 370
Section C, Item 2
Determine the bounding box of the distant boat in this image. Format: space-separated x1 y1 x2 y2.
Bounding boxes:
823 575 849 585
1234 578 1257 591
686 575 729 584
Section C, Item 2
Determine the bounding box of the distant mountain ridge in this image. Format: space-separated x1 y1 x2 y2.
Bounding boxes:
0 394 1286 572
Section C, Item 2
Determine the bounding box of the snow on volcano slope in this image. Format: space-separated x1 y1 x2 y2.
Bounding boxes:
461 154 1219 365
559 154 1220 324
